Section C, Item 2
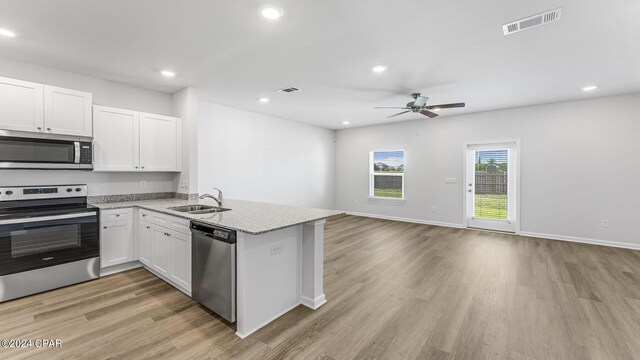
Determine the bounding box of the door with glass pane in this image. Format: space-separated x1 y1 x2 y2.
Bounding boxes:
465 142 517 232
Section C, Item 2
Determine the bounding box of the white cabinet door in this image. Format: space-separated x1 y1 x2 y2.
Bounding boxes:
152 227 171 276
0 77 44 132
170 230 191 291
139 113 181 172
93 106 140 171
44 86 92 137
101 220 133 268
139 221 153 266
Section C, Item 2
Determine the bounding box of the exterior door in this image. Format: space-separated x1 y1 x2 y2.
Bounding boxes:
465 142 518 232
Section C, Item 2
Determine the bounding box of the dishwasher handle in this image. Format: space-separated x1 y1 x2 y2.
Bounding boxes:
190 221 237 244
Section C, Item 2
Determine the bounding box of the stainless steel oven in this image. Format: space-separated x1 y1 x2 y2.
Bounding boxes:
0 131 93 170
0 185 99 302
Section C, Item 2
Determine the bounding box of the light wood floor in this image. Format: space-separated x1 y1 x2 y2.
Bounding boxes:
1 215 640 359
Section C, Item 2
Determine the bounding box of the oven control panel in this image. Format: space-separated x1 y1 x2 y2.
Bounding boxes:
0 185 88 201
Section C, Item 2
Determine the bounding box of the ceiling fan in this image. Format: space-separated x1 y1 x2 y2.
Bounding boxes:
374 93 466 118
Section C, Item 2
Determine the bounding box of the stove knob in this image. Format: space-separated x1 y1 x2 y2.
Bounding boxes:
5 190 13 196
75 188 82 192
67 188 73 192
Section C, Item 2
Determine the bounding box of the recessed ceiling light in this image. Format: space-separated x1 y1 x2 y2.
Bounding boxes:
342 120 350 125
160 70 176 78
371 65 388 73
260 5 284 20
258 97 270 103
0 28 16 38
582 85 598 92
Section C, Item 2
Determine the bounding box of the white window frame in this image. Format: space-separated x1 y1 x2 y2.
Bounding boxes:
369 149 406 200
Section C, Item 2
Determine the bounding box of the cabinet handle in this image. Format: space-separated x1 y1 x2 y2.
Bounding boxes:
141 166 145 169
47 127 52 131
37 127 42 131
146 226 150 229
116 214 120 217
103 226 108 229
135 166 139 169
142 214 147 217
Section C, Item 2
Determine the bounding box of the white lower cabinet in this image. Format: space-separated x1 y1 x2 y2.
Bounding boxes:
151 226 171 277
139 221 153 266
137 209 192 293
169 230 191 290
100 208 191 293
100 209 134 269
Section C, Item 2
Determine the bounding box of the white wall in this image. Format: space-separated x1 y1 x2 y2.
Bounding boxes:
172 87 199 195
335 93 640 248
197 101 336 209
0 57 177 196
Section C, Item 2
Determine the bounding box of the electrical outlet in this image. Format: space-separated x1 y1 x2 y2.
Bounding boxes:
270 244 283 256
354 199 359 205
600 220 610 228
431 206 437 213
139 180 147 189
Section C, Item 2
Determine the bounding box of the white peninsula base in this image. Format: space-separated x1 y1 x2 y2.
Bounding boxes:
235 219 326 338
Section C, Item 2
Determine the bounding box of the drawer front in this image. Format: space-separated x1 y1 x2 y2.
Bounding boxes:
101 208 132 222
139 209 190 235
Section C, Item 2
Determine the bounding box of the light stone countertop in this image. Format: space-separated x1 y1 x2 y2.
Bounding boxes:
90 198 344 235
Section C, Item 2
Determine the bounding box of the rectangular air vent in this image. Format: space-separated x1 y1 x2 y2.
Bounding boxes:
276 86 301 94
503 8 562 35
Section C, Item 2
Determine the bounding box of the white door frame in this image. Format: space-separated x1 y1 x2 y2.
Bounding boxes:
462 139 521 234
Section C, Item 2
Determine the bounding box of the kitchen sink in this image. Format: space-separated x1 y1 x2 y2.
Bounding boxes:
168 205 231 214
189 208 231 214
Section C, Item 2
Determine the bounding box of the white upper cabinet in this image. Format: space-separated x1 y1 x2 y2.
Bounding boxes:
139 113 181 172
92 106 180 172
0 77 92 137
93 106 140 171
0 77 44 132
44 85 92 137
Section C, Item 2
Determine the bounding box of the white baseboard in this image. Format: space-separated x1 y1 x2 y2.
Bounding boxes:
100 261 142 277
519 231 640 251
344 211 640 251
345 211 464 229
235 302 301 339
300 294 327 310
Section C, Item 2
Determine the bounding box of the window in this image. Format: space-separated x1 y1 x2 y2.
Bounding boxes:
370 150 405 199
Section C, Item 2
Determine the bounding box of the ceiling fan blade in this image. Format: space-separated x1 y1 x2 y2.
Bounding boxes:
426 102 466 110
374 107 409 109
386 110 411 118
419 109 439 118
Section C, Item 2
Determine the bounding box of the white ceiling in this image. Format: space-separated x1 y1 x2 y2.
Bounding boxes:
1 0 639 129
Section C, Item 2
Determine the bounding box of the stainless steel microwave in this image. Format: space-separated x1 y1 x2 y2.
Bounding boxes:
0 132 93 170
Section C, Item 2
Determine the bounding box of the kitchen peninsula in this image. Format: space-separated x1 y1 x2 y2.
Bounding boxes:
91 197 342 338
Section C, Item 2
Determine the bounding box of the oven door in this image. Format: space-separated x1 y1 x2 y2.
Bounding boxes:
0 135 82 169
0 211 99 276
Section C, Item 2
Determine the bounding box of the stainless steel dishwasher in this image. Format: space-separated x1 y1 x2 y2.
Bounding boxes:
191 221 236 322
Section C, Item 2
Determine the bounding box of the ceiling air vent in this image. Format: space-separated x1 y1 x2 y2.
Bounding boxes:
276 86 301 94
503 8 562 35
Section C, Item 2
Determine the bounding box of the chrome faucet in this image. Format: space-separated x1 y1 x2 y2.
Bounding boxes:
199 187 223 207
